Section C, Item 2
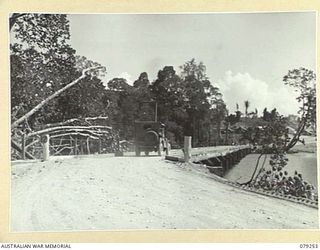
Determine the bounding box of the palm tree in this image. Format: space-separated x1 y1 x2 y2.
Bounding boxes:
244 100 250 117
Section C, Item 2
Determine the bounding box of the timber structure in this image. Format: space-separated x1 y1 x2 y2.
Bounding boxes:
165 145 252 177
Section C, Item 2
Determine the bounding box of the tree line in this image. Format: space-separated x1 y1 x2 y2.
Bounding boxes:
105 60 227 147
10 14 227 148
10 13 316 151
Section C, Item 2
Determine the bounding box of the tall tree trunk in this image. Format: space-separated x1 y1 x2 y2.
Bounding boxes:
241 153 264 185
284 118 306 151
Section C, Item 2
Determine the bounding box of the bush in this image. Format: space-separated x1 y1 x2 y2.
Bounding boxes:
252 165 317 201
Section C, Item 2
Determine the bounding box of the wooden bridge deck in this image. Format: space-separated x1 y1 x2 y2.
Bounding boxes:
166 145 252 177
167 145 251 161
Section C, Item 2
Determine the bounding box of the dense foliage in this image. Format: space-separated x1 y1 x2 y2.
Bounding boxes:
242 112 317 201
10 14 108 131
10 14 227 151
105 60 226 147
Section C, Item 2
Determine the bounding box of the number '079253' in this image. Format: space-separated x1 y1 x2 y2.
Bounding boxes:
300 244 318 248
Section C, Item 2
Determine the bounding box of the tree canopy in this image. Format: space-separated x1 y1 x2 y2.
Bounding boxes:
283 68 316 150
11 14 315 157
10 14 107 131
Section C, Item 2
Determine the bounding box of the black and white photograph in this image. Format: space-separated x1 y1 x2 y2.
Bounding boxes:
10 12 317 232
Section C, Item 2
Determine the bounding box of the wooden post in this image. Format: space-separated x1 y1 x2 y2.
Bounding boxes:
98 139 102 154
69 138 73 155
86 137 90 155
21 134 26 160
184 136 192 162
114 135 123 156
42 134 50 161
74 137 78 155
80 140 84 155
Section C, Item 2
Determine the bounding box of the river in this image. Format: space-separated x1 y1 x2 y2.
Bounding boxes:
224 152 318 187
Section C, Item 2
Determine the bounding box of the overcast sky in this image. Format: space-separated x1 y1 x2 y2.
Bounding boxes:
68 12 316 115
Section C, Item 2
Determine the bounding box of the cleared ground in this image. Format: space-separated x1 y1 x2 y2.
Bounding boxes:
11 154 318 231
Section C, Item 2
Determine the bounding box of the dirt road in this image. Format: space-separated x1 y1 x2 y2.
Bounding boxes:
11 154 318 231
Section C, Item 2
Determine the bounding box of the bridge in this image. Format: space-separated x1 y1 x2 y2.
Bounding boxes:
165 145 252 177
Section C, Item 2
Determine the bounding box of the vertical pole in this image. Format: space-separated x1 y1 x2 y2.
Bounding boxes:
42 134 50 161
86 137 90 155
69 138 73 155
74 137 78 155
184 136 192 162
99 138 102 154
80 140 84 155
21 134 26 160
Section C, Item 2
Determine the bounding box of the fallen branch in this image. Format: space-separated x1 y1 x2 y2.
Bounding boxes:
27 125 112 137
41 118 82 129
84 116 109 121
50 131 110 139
42 116 109 129
51 144 72 148
50 132 100 140
11 66 104 129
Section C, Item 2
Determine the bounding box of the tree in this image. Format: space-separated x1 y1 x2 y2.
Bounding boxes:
106 78 143 140
133 72 150 88
235 110 242 120
241 69 317 200
11 14 107 129
10 14 109 160
179 59 225 146
227 113 240 125
10 13 77 128
242 114 289 185
283 68 316 151
9 13 76 124
263 108 269 121
56 73 109 121
270 108 278 121
10 13 71 53
180 59 210 145
150 66 186 145
210 100 227 145
242 113 317 201
244 100 250 117
132 73 153 121
180 58 207 81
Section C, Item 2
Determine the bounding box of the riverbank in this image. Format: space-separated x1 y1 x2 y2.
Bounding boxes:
289 135 317 154
224 152 317 187
225 135 317 185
